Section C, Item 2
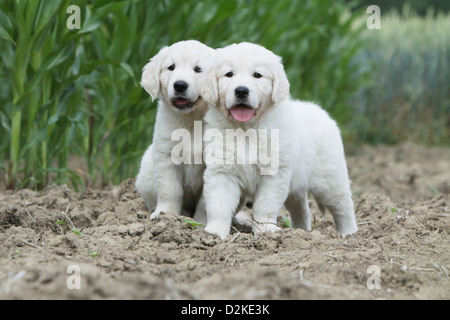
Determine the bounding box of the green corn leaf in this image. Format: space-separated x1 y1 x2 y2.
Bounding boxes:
80 1 138 35
0 111 11 134
0 26 15 44
19 127 48 160
120 62 138 86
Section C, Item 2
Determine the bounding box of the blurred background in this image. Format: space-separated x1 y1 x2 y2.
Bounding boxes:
0 0 448 190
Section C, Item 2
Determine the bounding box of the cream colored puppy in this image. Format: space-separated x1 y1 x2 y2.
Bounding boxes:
135 40 214 220
200 42 358 239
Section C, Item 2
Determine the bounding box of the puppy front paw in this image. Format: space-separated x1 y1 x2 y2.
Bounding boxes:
252 222 281 235
233 210 253 227
150 210 165 220
150 203 182 220
205 223 230 240
337 224 358 238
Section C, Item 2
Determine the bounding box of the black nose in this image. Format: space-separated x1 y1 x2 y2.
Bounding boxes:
235 86 249 99
174 81 189 93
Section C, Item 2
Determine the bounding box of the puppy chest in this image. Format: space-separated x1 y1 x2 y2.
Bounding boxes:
234 165 260 196
180 164 204 186
205 129 278 167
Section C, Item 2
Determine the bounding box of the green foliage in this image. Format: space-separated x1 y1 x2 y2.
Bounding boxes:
182 219 206 230
88 249 99 257
350 7 450 145
71 228 83 236
0 0 368 190
350 0 450 15
281 215 291 228
54 220 67 226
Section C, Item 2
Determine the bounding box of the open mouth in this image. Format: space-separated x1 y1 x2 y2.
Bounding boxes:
229 104 256 122
171 96 202 111
172 98 194 110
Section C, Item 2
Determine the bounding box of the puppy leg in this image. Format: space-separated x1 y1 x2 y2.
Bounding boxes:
251 174 289 235
285 192 311 231
200 195 250 227
204 172 241 240
232 198 252 228
151 163 184 220
193 193 207 224
310 149 358 236
135 175 157 212
136 145 183 218
324 194 358 236
135 145 157 211
312 188 358 236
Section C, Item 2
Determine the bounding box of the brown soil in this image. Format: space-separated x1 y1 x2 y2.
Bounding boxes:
0 143 449 300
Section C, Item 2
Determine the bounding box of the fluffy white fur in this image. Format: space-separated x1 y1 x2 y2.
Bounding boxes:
135 40 214 220
200 42 358 239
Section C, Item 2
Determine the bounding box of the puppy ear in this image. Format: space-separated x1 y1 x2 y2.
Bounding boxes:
199 56 218 105
271 57 290 104
141 46 168 101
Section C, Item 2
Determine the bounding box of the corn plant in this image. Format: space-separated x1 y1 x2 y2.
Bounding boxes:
0 0 367 190
0 0 140 189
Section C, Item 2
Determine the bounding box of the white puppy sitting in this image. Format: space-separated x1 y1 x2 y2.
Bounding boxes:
200 42 358 239
135 40 214 220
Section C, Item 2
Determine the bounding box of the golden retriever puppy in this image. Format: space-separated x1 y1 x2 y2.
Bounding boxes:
200 42 358 239
135 40 214 220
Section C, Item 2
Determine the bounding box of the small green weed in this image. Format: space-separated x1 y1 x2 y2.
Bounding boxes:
54 220 67 226
281 216 291 228
71 228 83 236
88 249 99 257
182 219 205 230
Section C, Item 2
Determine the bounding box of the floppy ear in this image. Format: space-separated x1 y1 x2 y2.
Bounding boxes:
199 57 218 105
271 56 290 104
141 46 169 101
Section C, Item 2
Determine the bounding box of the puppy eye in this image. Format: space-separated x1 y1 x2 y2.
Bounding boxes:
194 66 202 73
168 64 175 71
253 72 262 79
225 71 233 78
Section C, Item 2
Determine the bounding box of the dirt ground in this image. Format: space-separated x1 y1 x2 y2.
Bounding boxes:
0 143 449 300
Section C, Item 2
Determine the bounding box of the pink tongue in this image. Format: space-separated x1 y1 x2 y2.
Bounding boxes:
229 106 255 122
175 98 188 105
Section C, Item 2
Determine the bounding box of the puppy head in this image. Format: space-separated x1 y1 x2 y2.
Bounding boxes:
201 42 289 123
141 40 215 113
